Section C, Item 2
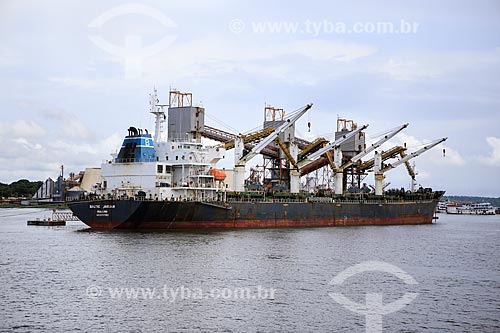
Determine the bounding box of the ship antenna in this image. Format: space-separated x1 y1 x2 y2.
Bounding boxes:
150 87 167 143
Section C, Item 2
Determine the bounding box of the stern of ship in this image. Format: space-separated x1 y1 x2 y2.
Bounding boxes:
67 199 143 230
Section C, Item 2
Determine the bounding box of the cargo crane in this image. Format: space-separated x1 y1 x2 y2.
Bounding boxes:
202 126 311 159
297 124 369 193
373 137 447 195
223 127 275 150
333 123 409 194
297 138 329 162
234 103 313 192
300 124 369 164
358 146 407 171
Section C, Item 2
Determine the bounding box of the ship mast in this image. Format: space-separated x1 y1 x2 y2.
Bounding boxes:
149 87 166 143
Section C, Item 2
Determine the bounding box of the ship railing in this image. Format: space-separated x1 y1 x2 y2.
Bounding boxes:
224 197 435 204
226 198 308 204
114 157 157 163
335 199 433 204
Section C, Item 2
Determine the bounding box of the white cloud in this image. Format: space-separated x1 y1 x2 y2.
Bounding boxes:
0 108 121 183
394 133 465 167
48 77 99 90
0 120 46 139
48 38 377 92
143 37 376 80
377 58 442 81
287 39 376 62
39 108 92 140
376 48 500 81
0 132 122 183
46 37 376 92
479 136 500 166
0 47 19 67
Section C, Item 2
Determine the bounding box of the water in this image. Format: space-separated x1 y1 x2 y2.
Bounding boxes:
1 209 499 332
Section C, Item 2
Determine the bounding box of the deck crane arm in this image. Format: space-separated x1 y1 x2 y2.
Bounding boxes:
296 123 368 195
373 137 447 195
223 127 275 150
298 124 369 167
233 103 313 192
237 103 313 164
337 123 409 173
381 137 447 173
352 123 408 164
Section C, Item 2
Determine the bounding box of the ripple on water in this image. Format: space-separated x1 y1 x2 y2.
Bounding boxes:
0 210 499 332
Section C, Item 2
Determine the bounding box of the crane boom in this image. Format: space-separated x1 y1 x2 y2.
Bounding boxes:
381 137 447 173
237 103 313 164
352 123 408 164
224 127 275 149
336 123 409 173
300 124 369 166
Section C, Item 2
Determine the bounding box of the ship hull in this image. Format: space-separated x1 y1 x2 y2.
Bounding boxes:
68 198 441 230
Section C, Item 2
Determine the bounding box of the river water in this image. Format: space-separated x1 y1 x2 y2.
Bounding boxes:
0 209 499 332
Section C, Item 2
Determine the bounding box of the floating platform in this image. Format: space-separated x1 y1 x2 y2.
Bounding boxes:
27 219 66 226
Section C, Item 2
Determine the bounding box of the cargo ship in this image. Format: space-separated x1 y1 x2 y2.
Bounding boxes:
68 88 446 230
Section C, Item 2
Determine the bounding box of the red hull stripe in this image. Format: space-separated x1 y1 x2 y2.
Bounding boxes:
84 216 432 230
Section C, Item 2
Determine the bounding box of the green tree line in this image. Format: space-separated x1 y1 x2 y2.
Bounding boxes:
0 180 42 198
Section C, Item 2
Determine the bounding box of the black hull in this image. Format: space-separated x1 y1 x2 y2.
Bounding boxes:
68 195 442 230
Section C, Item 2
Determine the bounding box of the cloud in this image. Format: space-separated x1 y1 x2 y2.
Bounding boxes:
376 48 500 81
0 120 46 139
0 132 122 183
286 39 376 62
143 37 376 81
479 136 500 166
48 37 377 93
48 77 99 90
47 38 377 92
0 111 122 183
0 47 19 67
394 133 465 167
377 58 442 81
39 108 93 140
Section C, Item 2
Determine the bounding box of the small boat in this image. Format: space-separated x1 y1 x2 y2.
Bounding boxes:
27 218 66 226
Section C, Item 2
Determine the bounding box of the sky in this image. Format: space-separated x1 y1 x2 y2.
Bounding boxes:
0 0 499 196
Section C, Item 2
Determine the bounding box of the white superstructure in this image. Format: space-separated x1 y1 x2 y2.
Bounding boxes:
99 89 226 201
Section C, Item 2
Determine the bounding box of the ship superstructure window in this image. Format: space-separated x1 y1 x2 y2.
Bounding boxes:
166 156 169 161
157 165 163 173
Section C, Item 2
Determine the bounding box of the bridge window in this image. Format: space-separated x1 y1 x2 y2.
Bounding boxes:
157 165 163 173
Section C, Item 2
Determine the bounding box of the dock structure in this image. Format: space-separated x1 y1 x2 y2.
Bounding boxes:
27 209 79 226
51 210 80 221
